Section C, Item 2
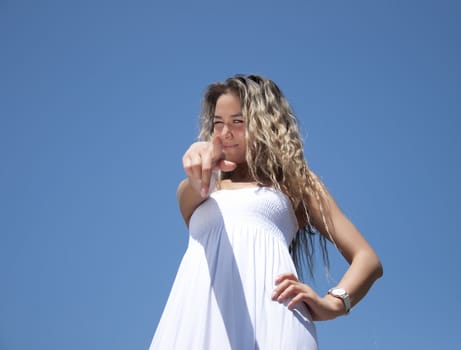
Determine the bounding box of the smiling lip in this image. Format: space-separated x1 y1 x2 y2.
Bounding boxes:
223 144 238 150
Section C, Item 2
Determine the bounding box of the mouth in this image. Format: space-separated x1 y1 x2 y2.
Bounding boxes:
223 144 238 150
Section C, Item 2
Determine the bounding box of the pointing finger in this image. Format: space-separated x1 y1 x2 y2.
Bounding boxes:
212 135 225 163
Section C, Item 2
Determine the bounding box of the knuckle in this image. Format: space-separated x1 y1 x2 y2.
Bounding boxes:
184 166 192 174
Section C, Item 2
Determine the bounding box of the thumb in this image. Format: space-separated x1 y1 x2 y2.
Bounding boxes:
218 159 237 172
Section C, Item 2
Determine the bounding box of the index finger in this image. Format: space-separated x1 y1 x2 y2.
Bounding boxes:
211 135 225 163
275 273 299 285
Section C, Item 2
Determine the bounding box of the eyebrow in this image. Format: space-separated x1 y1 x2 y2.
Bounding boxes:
213 113 243 119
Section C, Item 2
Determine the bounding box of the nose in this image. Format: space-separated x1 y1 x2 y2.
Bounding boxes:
221 124 232 138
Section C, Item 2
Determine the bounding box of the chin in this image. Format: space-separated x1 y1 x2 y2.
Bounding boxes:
224 155 245 164
223 152 242 161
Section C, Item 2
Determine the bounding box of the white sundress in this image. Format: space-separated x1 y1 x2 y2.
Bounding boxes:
150 186 318 350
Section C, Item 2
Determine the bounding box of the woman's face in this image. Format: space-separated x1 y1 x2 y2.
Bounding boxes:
213 93 246 164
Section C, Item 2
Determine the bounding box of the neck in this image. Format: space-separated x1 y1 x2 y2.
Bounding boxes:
228 163 252 182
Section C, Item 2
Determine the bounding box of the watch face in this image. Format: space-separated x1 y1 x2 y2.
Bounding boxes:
332 288 346 297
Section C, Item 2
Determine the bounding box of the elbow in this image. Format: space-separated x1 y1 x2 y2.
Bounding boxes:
375 259 384 280
358 249 383 281
365 246 383 281
372 254 384 281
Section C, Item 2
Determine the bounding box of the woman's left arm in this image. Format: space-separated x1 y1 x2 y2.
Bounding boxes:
314 184 383 310
273 179 383 320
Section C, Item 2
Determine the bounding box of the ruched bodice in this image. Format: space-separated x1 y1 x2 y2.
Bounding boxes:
190 187 298 246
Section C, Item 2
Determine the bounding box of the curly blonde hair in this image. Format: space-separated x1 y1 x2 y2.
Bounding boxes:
198 74 331 279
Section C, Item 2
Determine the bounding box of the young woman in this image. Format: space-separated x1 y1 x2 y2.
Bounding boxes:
149 74 383 349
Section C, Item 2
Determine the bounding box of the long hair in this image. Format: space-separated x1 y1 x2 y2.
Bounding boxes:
198 74 332 279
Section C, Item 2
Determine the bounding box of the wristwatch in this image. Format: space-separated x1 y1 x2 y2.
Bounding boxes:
328 288 351 314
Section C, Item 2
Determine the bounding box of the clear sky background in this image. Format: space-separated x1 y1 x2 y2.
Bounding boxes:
1 0 460 349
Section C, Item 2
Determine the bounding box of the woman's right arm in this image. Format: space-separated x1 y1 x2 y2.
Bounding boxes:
177 178 207 226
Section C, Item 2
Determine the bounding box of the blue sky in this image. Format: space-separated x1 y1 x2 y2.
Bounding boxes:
1 0 460 349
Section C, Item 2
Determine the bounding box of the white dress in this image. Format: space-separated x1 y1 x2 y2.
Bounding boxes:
150 187 318 350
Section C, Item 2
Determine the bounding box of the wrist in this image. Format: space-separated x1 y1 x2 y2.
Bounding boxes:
327 287 351 315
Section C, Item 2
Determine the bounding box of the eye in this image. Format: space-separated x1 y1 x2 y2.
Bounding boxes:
213 120 224 129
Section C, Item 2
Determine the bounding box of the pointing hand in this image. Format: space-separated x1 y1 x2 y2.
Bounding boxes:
183 137 237 197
